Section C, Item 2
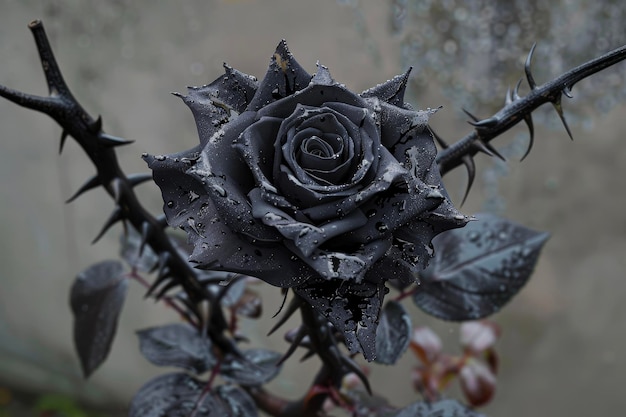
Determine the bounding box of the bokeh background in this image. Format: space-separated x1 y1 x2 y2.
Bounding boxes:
1 0 625 416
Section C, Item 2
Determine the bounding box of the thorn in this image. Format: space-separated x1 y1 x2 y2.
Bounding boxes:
460 155 475 206
59 130 69 154
525 43 538 90
472 139 505 161
563 85 573 98
272 288 289 319
98 133 134 148
341 355 372 396
520 114 535 161
469 116 499 129
155 278 179 300
462 108 480 122
88 115 102 133
92 206 124 244
66 175 101 203
551 94 574 140
267 296 302 336
429 127 448 149
276 326 307 367
127 173 153 187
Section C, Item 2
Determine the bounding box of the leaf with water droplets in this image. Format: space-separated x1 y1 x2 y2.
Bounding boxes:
136 323 215 374
129 373 245 417
69 260 128 378
374 300 411 365
392 398 485 417
215 385 258 417
220 349 282 386
413 213 549 321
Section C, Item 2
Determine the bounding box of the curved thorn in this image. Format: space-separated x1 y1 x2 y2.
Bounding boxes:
92 206 123 244
520 114 535 161
272 288 289 319
462 108 480 122
127 173 153 187
59 130 69 154
429 127 448 149
552 94 574 140
65 175 101 203
340 355 372 396
471 139 505 161
460 155 475 206
268 296 303 336
88 115 102 133
525 43 538 89
98 133 134 147
469 116 499 128
155 277 179 300
563 85 573 98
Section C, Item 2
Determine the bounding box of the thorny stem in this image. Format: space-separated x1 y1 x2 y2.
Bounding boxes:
0 20 209 314
436 44 626 176
127 269 199 327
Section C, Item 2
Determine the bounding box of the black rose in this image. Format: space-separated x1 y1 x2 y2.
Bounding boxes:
145 41 467 359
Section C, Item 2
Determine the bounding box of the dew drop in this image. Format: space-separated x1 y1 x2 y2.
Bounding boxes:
376 222 389 233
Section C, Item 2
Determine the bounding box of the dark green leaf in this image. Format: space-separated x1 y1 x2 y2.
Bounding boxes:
221 349 281 386
375 301 411 365
413 213 549 320
215 385 258 417
69 260 128 377
136 323 215 374
129 373 230 417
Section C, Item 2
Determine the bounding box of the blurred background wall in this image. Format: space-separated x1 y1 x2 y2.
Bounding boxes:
0 0 625 416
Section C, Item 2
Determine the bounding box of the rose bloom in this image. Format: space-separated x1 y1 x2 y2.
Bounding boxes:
146 42 467 359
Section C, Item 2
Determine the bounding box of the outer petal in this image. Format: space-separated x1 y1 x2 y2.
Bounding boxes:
144 151 314 287
360 68 412 108
177 64 258 147
294 277 388 361
246 40 312 111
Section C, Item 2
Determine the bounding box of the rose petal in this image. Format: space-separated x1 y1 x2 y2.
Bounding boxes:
257 84 367 120
248 187 368 258
246 40 312 111
294 277 388 361
290 238 391 282
361 68 412 108
145 153 315 287
310 63 335 86
177 65 258 147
